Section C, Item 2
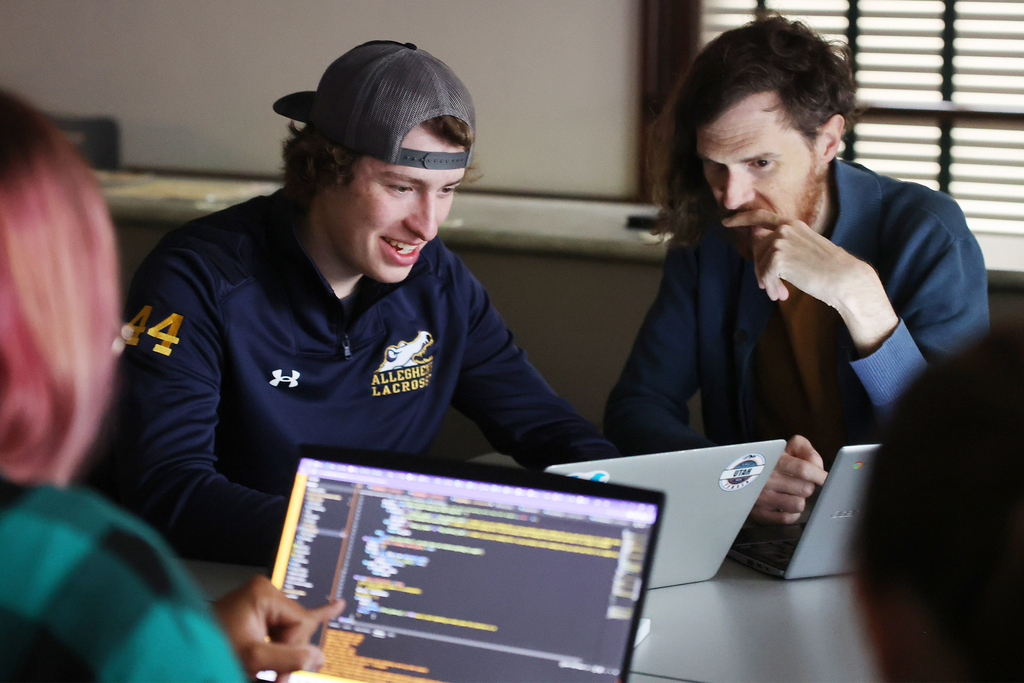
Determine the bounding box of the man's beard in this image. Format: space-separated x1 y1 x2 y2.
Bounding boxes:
720 164 830 261
795 162 830 231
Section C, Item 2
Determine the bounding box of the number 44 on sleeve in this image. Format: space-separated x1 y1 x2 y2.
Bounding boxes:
123 305 184 356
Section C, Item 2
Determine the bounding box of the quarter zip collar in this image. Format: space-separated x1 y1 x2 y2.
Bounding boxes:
266 191 431 323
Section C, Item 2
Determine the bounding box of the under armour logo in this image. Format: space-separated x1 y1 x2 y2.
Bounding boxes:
269 369 300 388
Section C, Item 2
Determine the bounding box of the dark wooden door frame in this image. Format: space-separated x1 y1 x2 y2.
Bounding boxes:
639 0 703 201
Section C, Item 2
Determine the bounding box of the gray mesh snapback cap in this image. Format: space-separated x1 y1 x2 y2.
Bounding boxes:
273 41 474 169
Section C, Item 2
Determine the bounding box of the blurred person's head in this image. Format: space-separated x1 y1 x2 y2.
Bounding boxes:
651 13 857 247
0 90 120 487
856 323 1024 681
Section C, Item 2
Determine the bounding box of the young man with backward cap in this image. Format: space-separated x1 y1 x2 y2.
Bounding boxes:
113 41 619 566
604 15 988 526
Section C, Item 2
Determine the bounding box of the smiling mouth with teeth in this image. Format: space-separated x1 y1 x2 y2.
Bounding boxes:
384 237 419 255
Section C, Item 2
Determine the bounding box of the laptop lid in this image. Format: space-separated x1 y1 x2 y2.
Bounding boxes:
783 443 878 578
546 440 785 588
728 443 879 579
271 446 664 683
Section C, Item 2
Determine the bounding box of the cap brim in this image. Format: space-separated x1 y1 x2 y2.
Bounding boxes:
273 91 316 122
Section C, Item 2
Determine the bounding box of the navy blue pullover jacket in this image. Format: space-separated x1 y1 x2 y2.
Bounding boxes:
113 191 618 565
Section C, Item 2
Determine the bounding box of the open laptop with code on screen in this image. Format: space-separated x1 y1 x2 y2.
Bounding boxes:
270 446 664 683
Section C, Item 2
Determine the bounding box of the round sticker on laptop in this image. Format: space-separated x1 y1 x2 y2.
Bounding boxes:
719 454 766 491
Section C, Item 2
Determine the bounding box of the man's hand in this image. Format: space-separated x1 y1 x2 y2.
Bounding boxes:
214 574 345 681
723 209 899 356
749 435 828 525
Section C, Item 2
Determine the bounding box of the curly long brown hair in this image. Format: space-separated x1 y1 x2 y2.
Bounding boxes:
651 13 858 247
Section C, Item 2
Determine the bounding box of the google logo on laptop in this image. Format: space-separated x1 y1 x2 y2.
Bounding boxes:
853 461 863 469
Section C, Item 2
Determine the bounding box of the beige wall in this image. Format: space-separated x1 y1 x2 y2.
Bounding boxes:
0 0 640 198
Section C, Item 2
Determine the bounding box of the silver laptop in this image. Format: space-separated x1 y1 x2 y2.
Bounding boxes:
546 440 785 588
271 446 663 683
728 443 879 579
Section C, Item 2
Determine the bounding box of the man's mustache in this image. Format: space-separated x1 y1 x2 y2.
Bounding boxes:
718 206 759 222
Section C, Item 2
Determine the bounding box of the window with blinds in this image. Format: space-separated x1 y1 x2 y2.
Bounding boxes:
703 0 1024 252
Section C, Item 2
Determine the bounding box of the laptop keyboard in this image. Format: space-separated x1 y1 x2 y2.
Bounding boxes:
736 538 798 568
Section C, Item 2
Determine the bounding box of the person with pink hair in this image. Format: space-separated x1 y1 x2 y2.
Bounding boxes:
0 89 341 681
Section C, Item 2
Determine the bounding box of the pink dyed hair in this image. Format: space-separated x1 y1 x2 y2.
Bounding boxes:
0 91 120 486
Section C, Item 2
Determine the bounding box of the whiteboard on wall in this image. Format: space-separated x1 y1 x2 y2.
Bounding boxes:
0 0 640 198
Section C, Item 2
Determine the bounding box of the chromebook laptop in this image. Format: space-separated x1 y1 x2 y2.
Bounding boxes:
728 443 879 579
546 440 785 588
270 446 664 683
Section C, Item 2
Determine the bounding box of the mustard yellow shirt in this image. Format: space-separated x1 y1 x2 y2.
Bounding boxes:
754 288 847 468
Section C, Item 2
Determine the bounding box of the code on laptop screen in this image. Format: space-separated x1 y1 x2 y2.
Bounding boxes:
271 457 659 683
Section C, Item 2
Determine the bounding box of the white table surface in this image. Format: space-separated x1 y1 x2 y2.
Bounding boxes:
630 558 880 682
183 557 880 683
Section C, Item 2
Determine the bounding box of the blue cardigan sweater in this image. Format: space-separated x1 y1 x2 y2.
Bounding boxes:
605 160 989 456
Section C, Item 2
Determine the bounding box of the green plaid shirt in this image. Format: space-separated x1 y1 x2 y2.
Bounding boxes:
0 479 244 681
